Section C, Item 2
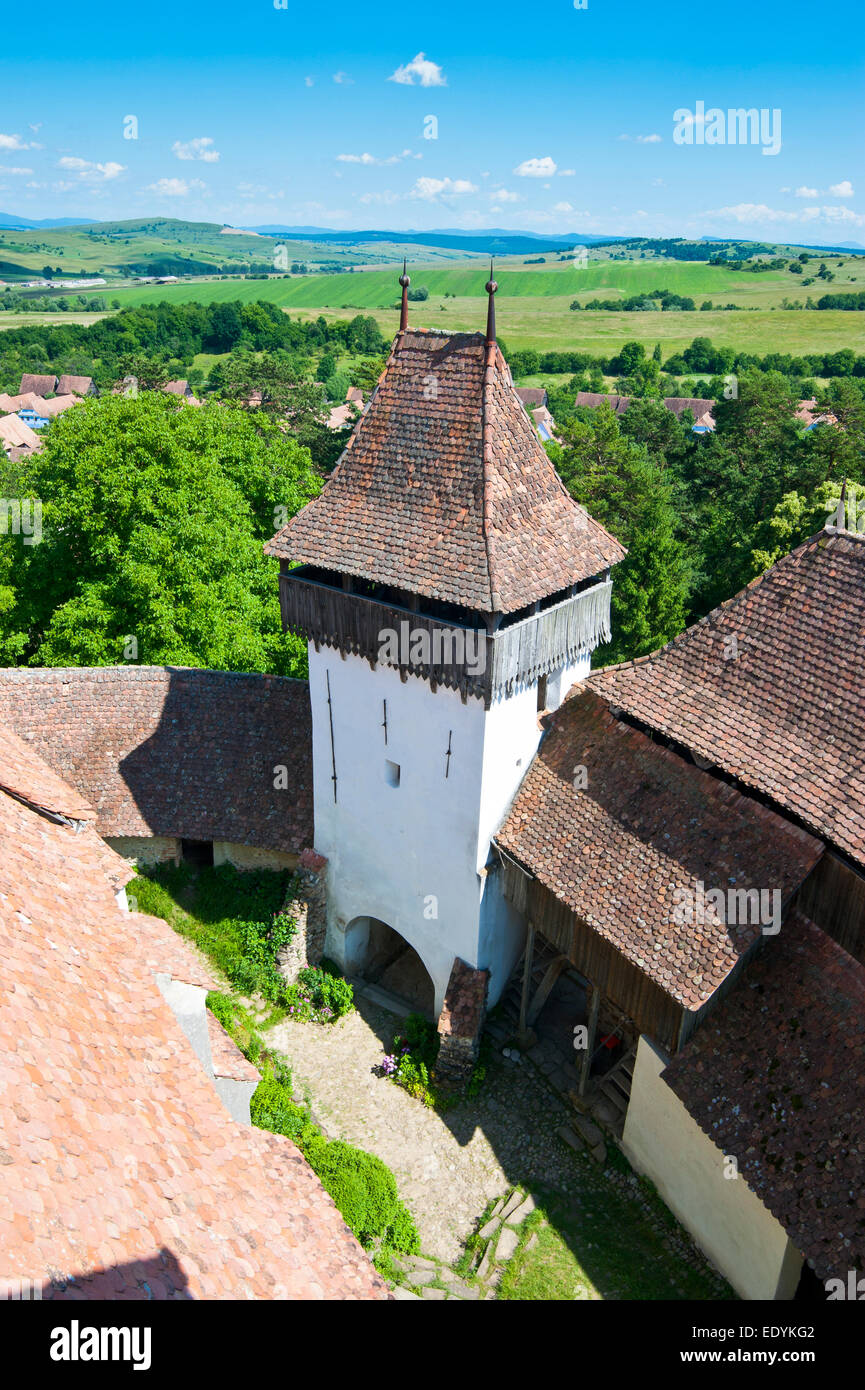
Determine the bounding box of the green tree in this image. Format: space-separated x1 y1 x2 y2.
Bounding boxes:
549 403 690 663
2 393 319 675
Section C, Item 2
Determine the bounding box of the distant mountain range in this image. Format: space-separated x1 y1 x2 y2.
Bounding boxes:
0 213 861 256
241 227 614 254
0 214 96 229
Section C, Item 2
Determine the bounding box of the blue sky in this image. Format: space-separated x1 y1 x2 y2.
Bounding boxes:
5 0 863 243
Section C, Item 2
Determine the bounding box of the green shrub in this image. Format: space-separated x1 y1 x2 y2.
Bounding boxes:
284 962 354 1022
303 1138 419 1251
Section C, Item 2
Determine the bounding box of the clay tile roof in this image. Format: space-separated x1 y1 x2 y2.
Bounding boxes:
662 396 715 421
0 666 313 856
575 391 632 415
588 530 865 869
163 379 189 396
0 724 388 1301
266 329 624 614
38 394 79 418
495 688 822 1010
56 374 94 396
19 372 57 396
663 912 865 1282
0 414 42 452
516 387 547 407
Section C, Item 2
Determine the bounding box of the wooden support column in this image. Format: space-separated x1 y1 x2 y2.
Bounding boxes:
518 920 536 1039
579 984 601 1097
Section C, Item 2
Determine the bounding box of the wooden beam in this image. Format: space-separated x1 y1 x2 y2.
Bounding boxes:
579 985 601 1096
518 920 536 1038
526 954 568 1028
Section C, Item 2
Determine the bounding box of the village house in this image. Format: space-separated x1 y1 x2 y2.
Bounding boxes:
575 390 717 431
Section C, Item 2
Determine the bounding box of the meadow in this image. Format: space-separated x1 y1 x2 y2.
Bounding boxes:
29 254 858 358
3 242 864 359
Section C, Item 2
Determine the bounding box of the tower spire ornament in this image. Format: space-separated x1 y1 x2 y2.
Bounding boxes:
399 259 411 331
485 260 498 360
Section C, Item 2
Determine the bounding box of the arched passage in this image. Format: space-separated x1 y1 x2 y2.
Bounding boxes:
344 916 436 1018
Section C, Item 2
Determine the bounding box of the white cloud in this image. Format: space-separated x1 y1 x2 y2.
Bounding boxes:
304 76 314 87
558 168 576 177
333 71 354 84
0 165 32 175
172 137 220 163
337 149 419 166
819 204 865 225
651 178 665 187
388 52 446 87
830 180 854 198
410 176 477 200
704 202 801 223
703 201 865 228
0 133 34 150
489 187 520 203
58 156 125 183
795 186 818 198
619 133 662 143
146 177 206 197
358 190 401 206
513 156 557 178
552 201 574 213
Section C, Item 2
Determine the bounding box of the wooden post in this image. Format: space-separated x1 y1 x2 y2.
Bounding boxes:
518 920 535 1039
579 984 601 1097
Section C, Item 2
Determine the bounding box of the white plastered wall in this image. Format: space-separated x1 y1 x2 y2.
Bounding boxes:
623 1035 803 1300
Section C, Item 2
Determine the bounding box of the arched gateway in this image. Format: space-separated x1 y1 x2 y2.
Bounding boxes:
344 916 436 1018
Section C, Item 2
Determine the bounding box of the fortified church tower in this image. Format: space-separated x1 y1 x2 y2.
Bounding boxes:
266 270 624 1021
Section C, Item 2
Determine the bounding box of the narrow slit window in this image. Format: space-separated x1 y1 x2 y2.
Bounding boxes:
385 760 401 787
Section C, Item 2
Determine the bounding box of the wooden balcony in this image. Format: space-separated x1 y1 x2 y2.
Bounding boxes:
278 568 612 707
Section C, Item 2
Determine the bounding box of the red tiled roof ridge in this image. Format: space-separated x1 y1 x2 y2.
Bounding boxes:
590 525 860 686
585 526 865 867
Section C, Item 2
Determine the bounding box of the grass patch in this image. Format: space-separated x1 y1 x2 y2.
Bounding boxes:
495 1177 735 1301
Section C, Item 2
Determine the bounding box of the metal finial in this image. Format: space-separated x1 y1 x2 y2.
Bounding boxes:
485 259 498 350
399 258 410 330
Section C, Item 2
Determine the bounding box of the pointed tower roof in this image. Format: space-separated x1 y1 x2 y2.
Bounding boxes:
266 327 624 615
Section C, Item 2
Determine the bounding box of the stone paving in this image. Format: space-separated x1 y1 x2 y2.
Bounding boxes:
267 989 581 1265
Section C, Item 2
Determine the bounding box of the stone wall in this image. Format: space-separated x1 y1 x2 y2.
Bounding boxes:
213 841 300 873
106 835 180 867
435 958 489 1087
278 849 329 982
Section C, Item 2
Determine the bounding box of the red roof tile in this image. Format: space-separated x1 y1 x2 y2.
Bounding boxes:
0 723 387 1301
496 688 822 1010
663 912 865 1282
0 666 313 856
588 530 865 869
266 329 624 614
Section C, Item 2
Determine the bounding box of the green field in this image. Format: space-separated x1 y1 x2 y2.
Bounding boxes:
2 238 863 360
32 253 857 358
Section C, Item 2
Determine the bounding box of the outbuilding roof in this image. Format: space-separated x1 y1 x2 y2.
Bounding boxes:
495 687 822 1010
589 530 865 869
0 665 314 855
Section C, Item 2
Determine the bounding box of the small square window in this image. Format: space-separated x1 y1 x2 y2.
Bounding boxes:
385 760 401 787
